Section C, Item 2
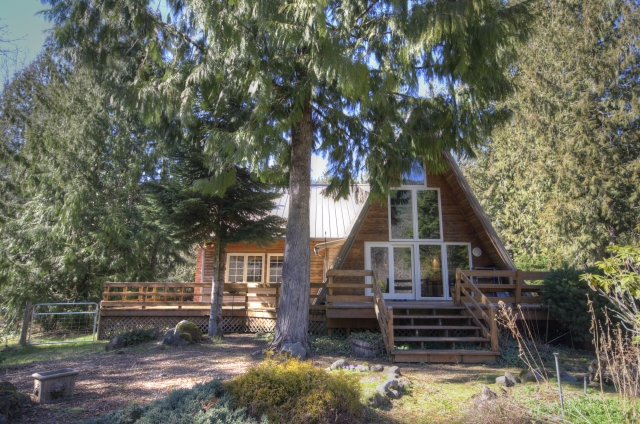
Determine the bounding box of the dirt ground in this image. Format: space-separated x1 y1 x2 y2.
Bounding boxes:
0 334 598 424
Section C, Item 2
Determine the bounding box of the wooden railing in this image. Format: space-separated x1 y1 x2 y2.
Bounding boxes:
102 281 327 311
454 269 550 353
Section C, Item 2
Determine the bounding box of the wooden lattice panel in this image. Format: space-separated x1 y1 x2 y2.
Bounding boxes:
99 316 209 340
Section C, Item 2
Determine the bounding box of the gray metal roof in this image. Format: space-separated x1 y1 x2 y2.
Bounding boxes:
271 185 370 239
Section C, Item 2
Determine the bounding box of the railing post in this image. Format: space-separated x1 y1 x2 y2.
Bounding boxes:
454 269 461 306
515 269 523 307
489 306 500 352
327 276 333 307
387 306 394 357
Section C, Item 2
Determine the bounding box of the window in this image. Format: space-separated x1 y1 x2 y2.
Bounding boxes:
389 188 442 241
225 254 264 283
268 255 284 283
446 244 470 289
402 161 426 186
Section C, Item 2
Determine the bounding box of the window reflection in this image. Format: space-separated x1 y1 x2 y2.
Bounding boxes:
390 190 414 239
447 245 469 289
419 245 443 297
417 190 440 239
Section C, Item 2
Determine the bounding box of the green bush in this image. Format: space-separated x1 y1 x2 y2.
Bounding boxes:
226 358 362 424
85 380 263 424
541 268 610 343
176 321 203 343
118 328 157 347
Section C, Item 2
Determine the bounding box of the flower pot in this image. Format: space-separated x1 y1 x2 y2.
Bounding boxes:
350 338 378 358
32 368 79 404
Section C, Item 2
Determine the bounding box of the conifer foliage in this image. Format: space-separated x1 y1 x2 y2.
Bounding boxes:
45 0 532 349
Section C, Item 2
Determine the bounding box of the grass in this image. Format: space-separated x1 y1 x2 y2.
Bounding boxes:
1 335 108 366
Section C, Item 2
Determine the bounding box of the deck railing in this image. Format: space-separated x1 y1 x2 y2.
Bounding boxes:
102 281 327 311
454 269 550 352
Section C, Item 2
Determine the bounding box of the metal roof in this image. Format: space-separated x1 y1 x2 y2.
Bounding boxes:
271 185 370 239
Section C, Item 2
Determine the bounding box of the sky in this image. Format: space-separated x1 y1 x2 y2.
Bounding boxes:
0 1 333 181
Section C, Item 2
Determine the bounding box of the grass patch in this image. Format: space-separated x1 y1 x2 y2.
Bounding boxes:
226 357 362 423
2 337 107 367
310 335 352 356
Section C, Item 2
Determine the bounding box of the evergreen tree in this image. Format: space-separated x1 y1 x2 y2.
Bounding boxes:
45 0 532 350
463 0 640 268
146 145 285 336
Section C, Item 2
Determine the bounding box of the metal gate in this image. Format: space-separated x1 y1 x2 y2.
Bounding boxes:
28 302 99 345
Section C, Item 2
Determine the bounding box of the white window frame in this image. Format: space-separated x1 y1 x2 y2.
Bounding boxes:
388 187 444 242
365 242 472 301
225 253 265 283
266 253 285 284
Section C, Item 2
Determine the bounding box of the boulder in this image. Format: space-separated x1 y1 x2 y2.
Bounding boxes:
162 328 188 346
559 371 577 384
523 370 546 383
251 349 264 357
396 376 412 391
505 371 521 385
473 386 497 408
369 364 384 372
495 376 514 387
355 365 368 372
281 342 307 360
175 321 202 343
367 392 391 408
105 335 126 352
384 366 401 376
376 379 400 399
329 359 348 370
0 381 30 422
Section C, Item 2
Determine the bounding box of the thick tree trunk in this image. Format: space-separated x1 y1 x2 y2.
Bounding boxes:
272 98 313 353
208 241 226 337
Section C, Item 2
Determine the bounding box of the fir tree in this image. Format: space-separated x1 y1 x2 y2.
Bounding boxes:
45 0 533 350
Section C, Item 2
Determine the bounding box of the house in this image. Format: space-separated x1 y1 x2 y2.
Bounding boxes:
193 153 524 362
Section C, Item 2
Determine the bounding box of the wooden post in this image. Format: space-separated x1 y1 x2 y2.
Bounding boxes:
327 276 333 307
489 306 500 352
387 307 394 359
515 269 523 306
454 269 461 306
19 300 32 346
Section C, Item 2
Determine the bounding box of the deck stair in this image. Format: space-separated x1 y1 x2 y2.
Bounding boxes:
388 303 500 363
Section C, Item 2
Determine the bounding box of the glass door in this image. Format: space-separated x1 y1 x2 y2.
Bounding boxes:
417 244 445 299
367 244 415 299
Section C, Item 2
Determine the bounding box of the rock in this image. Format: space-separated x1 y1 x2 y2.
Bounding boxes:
495 376 513 387
252 349 264 357
369 364 384 372
281 342 307 360
396 376 412 391
355 365 368 372
505 371 521 385
367 392 392 408
384 366 401 376
175 321 203 343
523 370 546 383
376 379 401 399
0 381 30 421
559 371 577 383
329 359 348 370
162 328 188 346
473 386 497 408
105 335 126 352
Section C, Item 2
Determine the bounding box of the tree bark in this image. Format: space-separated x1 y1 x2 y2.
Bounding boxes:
272 97 313 353
208 241 226 337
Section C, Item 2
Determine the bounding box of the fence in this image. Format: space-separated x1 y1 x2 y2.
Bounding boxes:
28 302 99 345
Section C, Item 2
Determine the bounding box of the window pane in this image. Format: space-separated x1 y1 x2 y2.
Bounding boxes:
269 255 284 283
370 247 389 294
393 247 413 294
417 190 440 239
447 245 469 289
390 190 414 239
419 245 443 297
246 256 263 282
228 255 245 282
402 161 425 185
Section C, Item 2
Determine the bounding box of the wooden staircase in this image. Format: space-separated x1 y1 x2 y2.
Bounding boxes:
387 303 500 363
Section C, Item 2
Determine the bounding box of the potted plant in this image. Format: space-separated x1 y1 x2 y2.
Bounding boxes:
350 331 383 358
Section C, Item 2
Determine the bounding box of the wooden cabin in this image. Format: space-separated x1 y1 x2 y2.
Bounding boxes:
101 154 549 363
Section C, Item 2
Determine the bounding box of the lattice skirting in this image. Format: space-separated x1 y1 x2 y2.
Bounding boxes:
99 315 326 339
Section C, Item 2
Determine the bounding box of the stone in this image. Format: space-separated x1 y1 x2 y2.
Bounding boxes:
559 371 577 383
369 364 384 372
355 365 368 372
162 328 188 346
367 392 391 408
0 381 30 421
396 377 412 391
376 379 401 399
495 376 514 387
523 370 546 383
473 386 497 408
505 371 521 385
384 366 400 376
252 349 264 357
329 359 348 370
175 321 202 343
105 335 126 352
281 342 307 360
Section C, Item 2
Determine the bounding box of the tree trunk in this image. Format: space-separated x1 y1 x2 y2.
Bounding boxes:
272 98 313 353
208 241 226 337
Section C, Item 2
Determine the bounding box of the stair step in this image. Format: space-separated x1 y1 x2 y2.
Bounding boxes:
392 306 464 311
391 349 499 356
394 336 489 342
393 315 468 319
393 325 480 330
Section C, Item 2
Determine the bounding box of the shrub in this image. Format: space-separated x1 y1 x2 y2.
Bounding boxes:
226 358 362 424
350 331 386 357
118 328 157 347
85 380 261 424
541 267 611 344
